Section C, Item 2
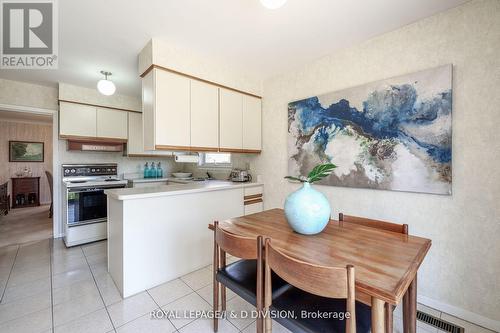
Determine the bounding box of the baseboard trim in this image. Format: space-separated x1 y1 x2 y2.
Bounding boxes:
418 295 500 332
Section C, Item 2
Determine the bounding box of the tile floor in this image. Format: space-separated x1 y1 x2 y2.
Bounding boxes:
0 238 495 333
0 206 52 248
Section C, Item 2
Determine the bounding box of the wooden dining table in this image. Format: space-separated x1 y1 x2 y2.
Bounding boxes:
212 208 431 333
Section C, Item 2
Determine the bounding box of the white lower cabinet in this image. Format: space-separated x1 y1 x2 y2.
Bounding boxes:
243 185 264 215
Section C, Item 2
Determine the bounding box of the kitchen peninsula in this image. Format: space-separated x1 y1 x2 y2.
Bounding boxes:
104 180 263 297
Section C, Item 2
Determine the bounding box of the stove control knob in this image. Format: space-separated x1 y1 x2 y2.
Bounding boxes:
64 169 70 174
71 169 76 173
91 169 95 172
107 168 111 172
96 168 100 172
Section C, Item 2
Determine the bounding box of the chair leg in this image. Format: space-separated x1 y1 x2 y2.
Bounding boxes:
48 203 53 218
221 286 226 311
385 303 393 333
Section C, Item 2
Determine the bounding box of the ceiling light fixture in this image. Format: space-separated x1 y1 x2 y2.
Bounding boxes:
260 0 287 10
97 71 116 96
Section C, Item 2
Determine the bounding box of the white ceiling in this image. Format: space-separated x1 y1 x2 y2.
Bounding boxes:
0 0 468 97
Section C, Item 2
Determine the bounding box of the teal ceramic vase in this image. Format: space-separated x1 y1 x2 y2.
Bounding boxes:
284 182 331 235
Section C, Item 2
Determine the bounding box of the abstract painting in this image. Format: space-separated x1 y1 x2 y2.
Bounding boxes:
288 65 452 195
9 141 44 162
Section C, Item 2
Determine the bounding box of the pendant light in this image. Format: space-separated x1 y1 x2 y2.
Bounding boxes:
97 71 116 96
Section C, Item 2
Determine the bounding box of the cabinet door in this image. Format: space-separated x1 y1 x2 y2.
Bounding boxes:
127 112 143 155
242 96 262 151
155 70 191 149
59 102 96 137
190 80 219 150
96 108 128 139
219 88 243 150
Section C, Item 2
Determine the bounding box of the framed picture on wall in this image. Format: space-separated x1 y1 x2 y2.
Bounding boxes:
9 141 44 162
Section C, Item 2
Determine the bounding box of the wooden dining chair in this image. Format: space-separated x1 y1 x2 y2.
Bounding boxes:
264 238 371 333
339 213 409 333
213 221 290 333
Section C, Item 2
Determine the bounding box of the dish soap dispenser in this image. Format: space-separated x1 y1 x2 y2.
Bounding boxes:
157 162 163 178
144 162 149 178
151 162 157 178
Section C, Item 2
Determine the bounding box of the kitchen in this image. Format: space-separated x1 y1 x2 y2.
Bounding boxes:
0 1 499 333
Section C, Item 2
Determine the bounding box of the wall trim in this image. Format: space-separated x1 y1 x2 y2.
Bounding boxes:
418 295 500 332
0 103 56 114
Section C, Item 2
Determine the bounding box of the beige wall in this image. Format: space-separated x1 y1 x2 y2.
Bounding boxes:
0 79 58 110
255 0 500 325
0 120 53 205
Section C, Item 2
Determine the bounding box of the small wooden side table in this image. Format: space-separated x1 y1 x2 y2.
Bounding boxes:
11 177 40 209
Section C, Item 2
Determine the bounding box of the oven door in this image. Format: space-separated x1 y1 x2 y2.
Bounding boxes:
66 185 124 227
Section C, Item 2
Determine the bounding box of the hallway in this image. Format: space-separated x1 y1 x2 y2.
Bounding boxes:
0 206 52 248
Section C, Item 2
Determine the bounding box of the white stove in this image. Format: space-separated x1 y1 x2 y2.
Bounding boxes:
62 163 127 247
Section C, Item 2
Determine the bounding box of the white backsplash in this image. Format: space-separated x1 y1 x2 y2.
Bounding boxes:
58 140 180 177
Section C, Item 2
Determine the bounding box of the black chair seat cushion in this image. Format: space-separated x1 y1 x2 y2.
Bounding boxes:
216 259 290 306
270 287 371 333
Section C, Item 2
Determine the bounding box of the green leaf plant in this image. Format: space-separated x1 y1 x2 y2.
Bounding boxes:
284 163 337 184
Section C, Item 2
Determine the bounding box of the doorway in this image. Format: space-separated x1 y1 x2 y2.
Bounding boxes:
0 109 55 247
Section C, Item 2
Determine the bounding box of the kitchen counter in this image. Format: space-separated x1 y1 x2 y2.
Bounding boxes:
106 179 264 297
105 180 263 200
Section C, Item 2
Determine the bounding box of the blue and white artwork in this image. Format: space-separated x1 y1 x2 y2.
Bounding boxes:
288 65 452 195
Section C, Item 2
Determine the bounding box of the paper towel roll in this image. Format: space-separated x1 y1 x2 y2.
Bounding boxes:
174 154 199 163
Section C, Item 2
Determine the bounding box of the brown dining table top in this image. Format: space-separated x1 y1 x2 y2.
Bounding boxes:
215 208 431 305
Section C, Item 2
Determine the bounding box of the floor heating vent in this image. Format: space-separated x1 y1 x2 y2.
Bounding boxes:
417 310 465 333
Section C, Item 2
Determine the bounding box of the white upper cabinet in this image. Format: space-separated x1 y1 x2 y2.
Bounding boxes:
59 102 97 137
190 80 219 150
127 112 144 155
155 69 191 149
128 112 172 156
96 108 128 139
141 67 262 153
219 88 243 151
242 95 262 151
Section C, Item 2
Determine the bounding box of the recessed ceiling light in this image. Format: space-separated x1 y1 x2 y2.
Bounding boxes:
260 0 287 10
97 71 116 96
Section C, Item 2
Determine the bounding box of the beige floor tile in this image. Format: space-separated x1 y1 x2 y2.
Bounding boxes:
1 277 50 304
52 278 99 305
53 286 105 326
224 295 256 330
54 308 113 333
6 265 50 287
148 278 193 307
196 283 237 306
86 252 107 265
116 312 176 333
95 273 123 306
0 307 52 333
161 292 211 329
82 241 107 257
440 313 496 333
51 255 88 275
90 262 108 277
107 291 158 327
179 317 239 333
242 319 292 333
180 267 212 290
0 289 51 323
52 267 93 289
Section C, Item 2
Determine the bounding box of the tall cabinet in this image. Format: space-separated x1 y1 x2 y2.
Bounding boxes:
142 67 262 153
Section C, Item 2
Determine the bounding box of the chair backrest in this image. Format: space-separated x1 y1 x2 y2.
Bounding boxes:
339 213 408 235
214 221 262 260
264 239 356 333
45 171 53 197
